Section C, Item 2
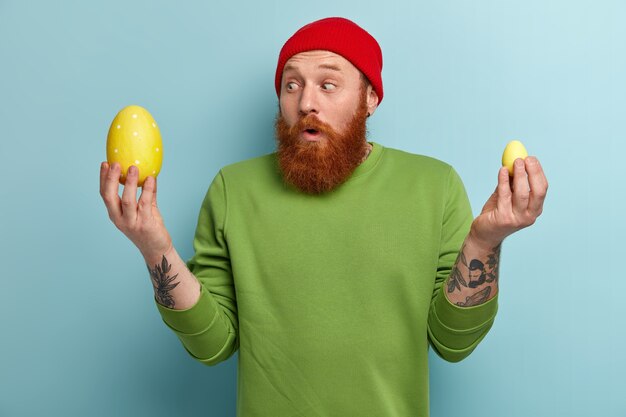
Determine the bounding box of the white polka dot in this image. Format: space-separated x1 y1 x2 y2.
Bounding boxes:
152 170 156 174
114 149 118 153
132 114 137 119
152 122 156 127
116 125 121 129
133 131 138 136
155 148 159 152
135 160 140 164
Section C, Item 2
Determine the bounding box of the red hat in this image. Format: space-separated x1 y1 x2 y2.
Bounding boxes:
275 17 384 104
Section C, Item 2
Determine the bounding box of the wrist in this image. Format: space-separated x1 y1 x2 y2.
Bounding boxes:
141 242 175 265
468 224 504 251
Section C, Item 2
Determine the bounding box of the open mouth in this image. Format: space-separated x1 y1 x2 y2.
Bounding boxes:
302 128 321 141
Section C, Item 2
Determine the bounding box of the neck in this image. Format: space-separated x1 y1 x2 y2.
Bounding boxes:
360 142 373 163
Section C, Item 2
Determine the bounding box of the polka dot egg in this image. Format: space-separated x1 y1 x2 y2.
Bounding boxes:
106 105 162 186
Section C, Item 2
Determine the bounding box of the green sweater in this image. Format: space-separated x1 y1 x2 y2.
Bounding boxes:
156 141 498 417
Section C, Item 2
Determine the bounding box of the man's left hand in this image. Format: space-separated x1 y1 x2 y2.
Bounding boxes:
470 156 549 247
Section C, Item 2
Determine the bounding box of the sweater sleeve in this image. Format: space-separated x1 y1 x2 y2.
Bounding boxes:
155 170 239 366
427 166 498 363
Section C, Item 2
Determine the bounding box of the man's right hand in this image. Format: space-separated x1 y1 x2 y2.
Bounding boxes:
99 161 173 260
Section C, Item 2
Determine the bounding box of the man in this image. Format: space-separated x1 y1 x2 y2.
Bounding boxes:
99 17 548 417
468 259 487 288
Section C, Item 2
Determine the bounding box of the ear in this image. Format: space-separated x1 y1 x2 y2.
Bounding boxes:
366 85 379 117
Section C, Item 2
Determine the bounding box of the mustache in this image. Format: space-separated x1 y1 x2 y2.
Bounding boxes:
289 114 334 137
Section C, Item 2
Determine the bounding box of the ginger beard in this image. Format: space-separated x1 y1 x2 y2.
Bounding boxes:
275 87 369 195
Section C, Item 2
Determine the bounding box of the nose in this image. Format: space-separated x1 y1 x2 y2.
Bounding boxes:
298 84 319 116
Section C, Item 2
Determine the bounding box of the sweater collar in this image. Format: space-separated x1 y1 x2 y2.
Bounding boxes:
348 141 383 180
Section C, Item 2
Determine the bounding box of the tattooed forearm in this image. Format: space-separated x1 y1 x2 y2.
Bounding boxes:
147 255 180 308
456 286 491 307
447 243 501 294
447 242 468 292
447 265 466 292
484 243 501 284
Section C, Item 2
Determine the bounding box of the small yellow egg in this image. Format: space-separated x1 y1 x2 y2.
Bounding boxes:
501 140 528 176
106 105 163 186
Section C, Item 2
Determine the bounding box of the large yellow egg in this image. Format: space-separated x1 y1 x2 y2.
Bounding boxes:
106 105 163 186
501 140 528 176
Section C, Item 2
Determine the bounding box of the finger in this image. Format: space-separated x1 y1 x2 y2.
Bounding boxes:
138 175 155 218
100 162 122 221
511 158 530 214
121 165 139 224
496 166 512 213
525 156 548 215
99 161 108 196
152 176 158 207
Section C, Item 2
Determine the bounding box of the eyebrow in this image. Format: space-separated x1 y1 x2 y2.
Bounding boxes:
317 63 342 72
283 63 343 73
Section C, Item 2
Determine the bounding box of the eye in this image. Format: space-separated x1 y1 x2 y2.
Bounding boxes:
286 82 298 91
322 82 336 90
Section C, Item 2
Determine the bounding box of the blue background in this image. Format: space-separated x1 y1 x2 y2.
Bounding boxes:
1 1 624 416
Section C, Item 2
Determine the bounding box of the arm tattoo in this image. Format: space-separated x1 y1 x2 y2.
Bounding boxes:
458 242 468 269
447 243 502 294
447 242 469 292
484 243 501 283
447 265 467 292
147 255 180 308
456 286 491 307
